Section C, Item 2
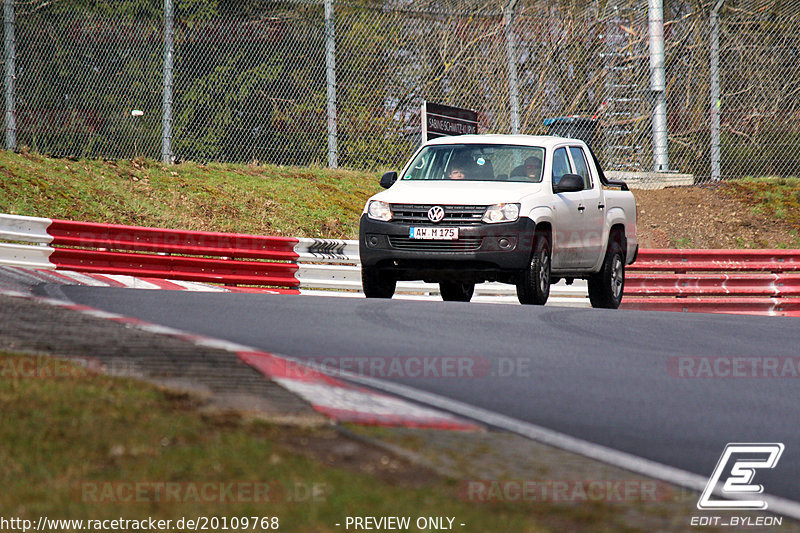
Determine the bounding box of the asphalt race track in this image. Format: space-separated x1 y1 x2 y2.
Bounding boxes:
43 284 800 507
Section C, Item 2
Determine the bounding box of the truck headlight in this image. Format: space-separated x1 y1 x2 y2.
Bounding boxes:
482 203 520 223
367 200 392 221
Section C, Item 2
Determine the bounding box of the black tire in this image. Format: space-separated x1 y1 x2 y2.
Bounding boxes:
439 281 475 302
588 240 625 309
362 266 396 298
516 234 551 305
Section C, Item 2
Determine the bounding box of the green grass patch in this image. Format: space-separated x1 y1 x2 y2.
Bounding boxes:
723 177 800 230
0 149 383 239
3 352 639 532
671 237 693 249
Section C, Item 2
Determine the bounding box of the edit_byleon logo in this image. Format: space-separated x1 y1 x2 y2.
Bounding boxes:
697 443 785 510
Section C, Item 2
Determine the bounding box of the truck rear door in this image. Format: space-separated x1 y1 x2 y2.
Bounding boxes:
568 145 604 267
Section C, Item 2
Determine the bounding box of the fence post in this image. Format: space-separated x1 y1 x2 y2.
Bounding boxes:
648 0 668 171
161 0 174 164
710 0 723 181
504 0 520 135
325 0 339 168
324 0 338 168
3 0 15 151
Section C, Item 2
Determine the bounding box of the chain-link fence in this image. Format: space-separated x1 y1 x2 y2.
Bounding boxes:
3 0 800 183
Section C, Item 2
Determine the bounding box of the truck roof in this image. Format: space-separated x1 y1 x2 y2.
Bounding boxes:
424 134 585 149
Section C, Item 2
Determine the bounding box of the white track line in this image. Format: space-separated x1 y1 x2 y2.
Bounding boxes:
289 357 800 521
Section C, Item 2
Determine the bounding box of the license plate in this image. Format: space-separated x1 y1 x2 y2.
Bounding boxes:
409 227 459 240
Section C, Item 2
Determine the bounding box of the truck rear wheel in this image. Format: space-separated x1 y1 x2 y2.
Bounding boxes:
516 234 551 305
439 281 475 302
588 240 625 309
362 266 396 299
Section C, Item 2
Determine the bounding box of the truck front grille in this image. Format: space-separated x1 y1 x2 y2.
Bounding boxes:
390 204 486 226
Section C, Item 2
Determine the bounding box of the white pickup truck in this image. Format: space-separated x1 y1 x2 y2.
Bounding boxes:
359 134 638 308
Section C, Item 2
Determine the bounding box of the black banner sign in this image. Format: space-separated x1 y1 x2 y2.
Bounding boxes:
421 102 478 141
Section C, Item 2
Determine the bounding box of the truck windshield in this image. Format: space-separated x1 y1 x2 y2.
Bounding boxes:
401 144 546 183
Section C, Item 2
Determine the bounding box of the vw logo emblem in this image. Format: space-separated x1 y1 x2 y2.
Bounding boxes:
427 206 445 223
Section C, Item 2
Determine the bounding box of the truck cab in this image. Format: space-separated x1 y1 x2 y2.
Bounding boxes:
359 134 638 308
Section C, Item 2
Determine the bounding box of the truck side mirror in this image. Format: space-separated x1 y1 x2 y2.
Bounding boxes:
553 173 584 193
380 171 398 189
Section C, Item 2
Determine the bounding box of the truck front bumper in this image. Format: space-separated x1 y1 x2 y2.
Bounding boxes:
359 214 536 283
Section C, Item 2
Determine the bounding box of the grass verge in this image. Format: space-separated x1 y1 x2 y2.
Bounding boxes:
1 351 655 533
724 177 800 231
0 149 382 238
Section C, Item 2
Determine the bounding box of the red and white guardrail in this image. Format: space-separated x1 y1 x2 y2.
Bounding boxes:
0 213 358 292
622 249 800 316
2 213 799 316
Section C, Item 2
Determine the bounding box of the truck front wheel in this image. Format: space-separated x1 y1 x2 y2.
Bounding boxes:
516 235 551 305
588 240 625 309
439 281 475 302
362 267 396 299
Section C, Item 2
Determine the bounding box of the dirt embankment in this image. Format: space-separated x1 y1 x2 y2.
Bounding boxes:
635 186 799 249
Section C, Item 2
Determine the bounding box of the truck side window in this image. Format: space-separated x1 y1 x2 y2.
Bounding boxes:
569 146 592 189
552 148 572 186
